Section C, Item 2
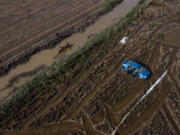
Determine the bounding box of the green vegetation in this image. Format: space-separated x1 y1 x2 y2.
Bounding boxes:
0 0 152 123
157 32 164 40
0 24 114 122
125 0 152 19
104 0 123 12
175 11 180 17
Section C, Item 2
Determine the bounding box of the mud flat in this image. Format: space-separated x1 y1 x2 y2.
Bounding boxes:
0 0 105 76
0 0 139 102
0 0 105 101
1 0 180 135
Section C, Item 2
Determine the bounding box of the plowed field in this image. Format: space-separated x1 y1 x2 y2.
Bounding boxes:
1 0 180 135
0 0 105 75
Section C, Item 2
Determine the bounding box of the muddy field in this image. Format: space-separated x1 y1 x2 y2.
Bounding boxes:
1 0 180 134
0 0 105 76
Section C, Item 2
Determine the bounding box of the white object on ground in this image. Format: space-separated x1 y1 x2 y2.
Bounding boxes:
111 70 168 135
119 37 128 45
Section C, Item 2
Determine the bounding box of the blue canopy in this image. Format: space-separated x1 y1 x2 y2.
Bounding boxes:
122 59 150 79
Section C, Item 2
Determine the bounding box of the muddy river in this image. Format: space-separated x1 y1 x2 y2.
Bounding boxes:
0 0 140 101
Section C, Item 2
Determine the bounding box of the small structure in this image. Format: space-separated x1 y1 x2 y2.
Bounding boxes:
119 37 128 45
57 43 73 54
122 59 150 79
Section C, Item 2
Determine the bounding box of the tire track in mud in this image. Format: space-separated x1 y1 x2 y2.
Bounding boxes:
2 1 180 134
106 105 119 124
162 43 180 48
110 46 178 134
148 44 160 70
105 105 121 134
62 50 150 124
0 0 105 65
169 67 180 95
0 0 97 50
111 80 145 112
89 76 143 124
91 69 162 125
20 42 125 128
82 114 102 135
3 121 85 135
167 49 177 69
89 46 156 124
111 46 175 134
21 39 144 128
0 0 88 34
0 0 90 47
59 69 164 134
167 49 180 95
1 80 172 135
109 69 167 135
108 46 156 113
162 103 180 135
62 58 125 121
90 79 145 124
118 80 172 135
61 46 148 122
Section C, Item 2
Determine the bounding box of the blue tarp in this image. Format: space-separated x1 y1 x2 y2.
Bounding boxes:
122 59 150 79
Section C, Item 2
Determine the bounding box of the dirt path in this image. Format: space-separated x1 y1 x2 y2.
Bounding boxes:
162 103 180 135
82 114 102 135
3 121 85 135
118 81 171 135
167 49 180 96
62 59 124 121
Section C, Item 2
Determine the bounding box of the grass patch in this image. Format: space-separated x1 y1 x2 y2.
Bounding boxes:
104 0 123 12
157 32 164 40
126 0 152 18
175 11 180 17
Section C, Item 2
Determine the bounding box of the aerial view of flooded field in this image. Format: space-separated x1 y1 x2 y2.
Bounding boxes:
0 0 180 135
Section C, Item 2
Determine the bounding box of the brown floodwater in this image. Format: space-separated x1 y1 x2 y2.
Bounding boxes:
0 0 140 101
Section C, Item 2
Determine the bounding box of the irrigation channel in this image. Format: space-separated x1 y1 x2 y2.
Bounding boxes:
112 70 168 135
0 0 140 101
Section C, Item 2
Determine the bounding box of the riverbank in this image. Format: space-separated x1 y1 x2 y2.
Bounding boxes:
0 0 124 77
0 0 148 130
2 0 180 134
0 0 131 102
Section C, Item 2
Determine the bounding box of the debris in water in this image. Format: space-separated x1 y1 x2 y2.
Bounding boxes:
57 43 73 54
119 37 128 45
